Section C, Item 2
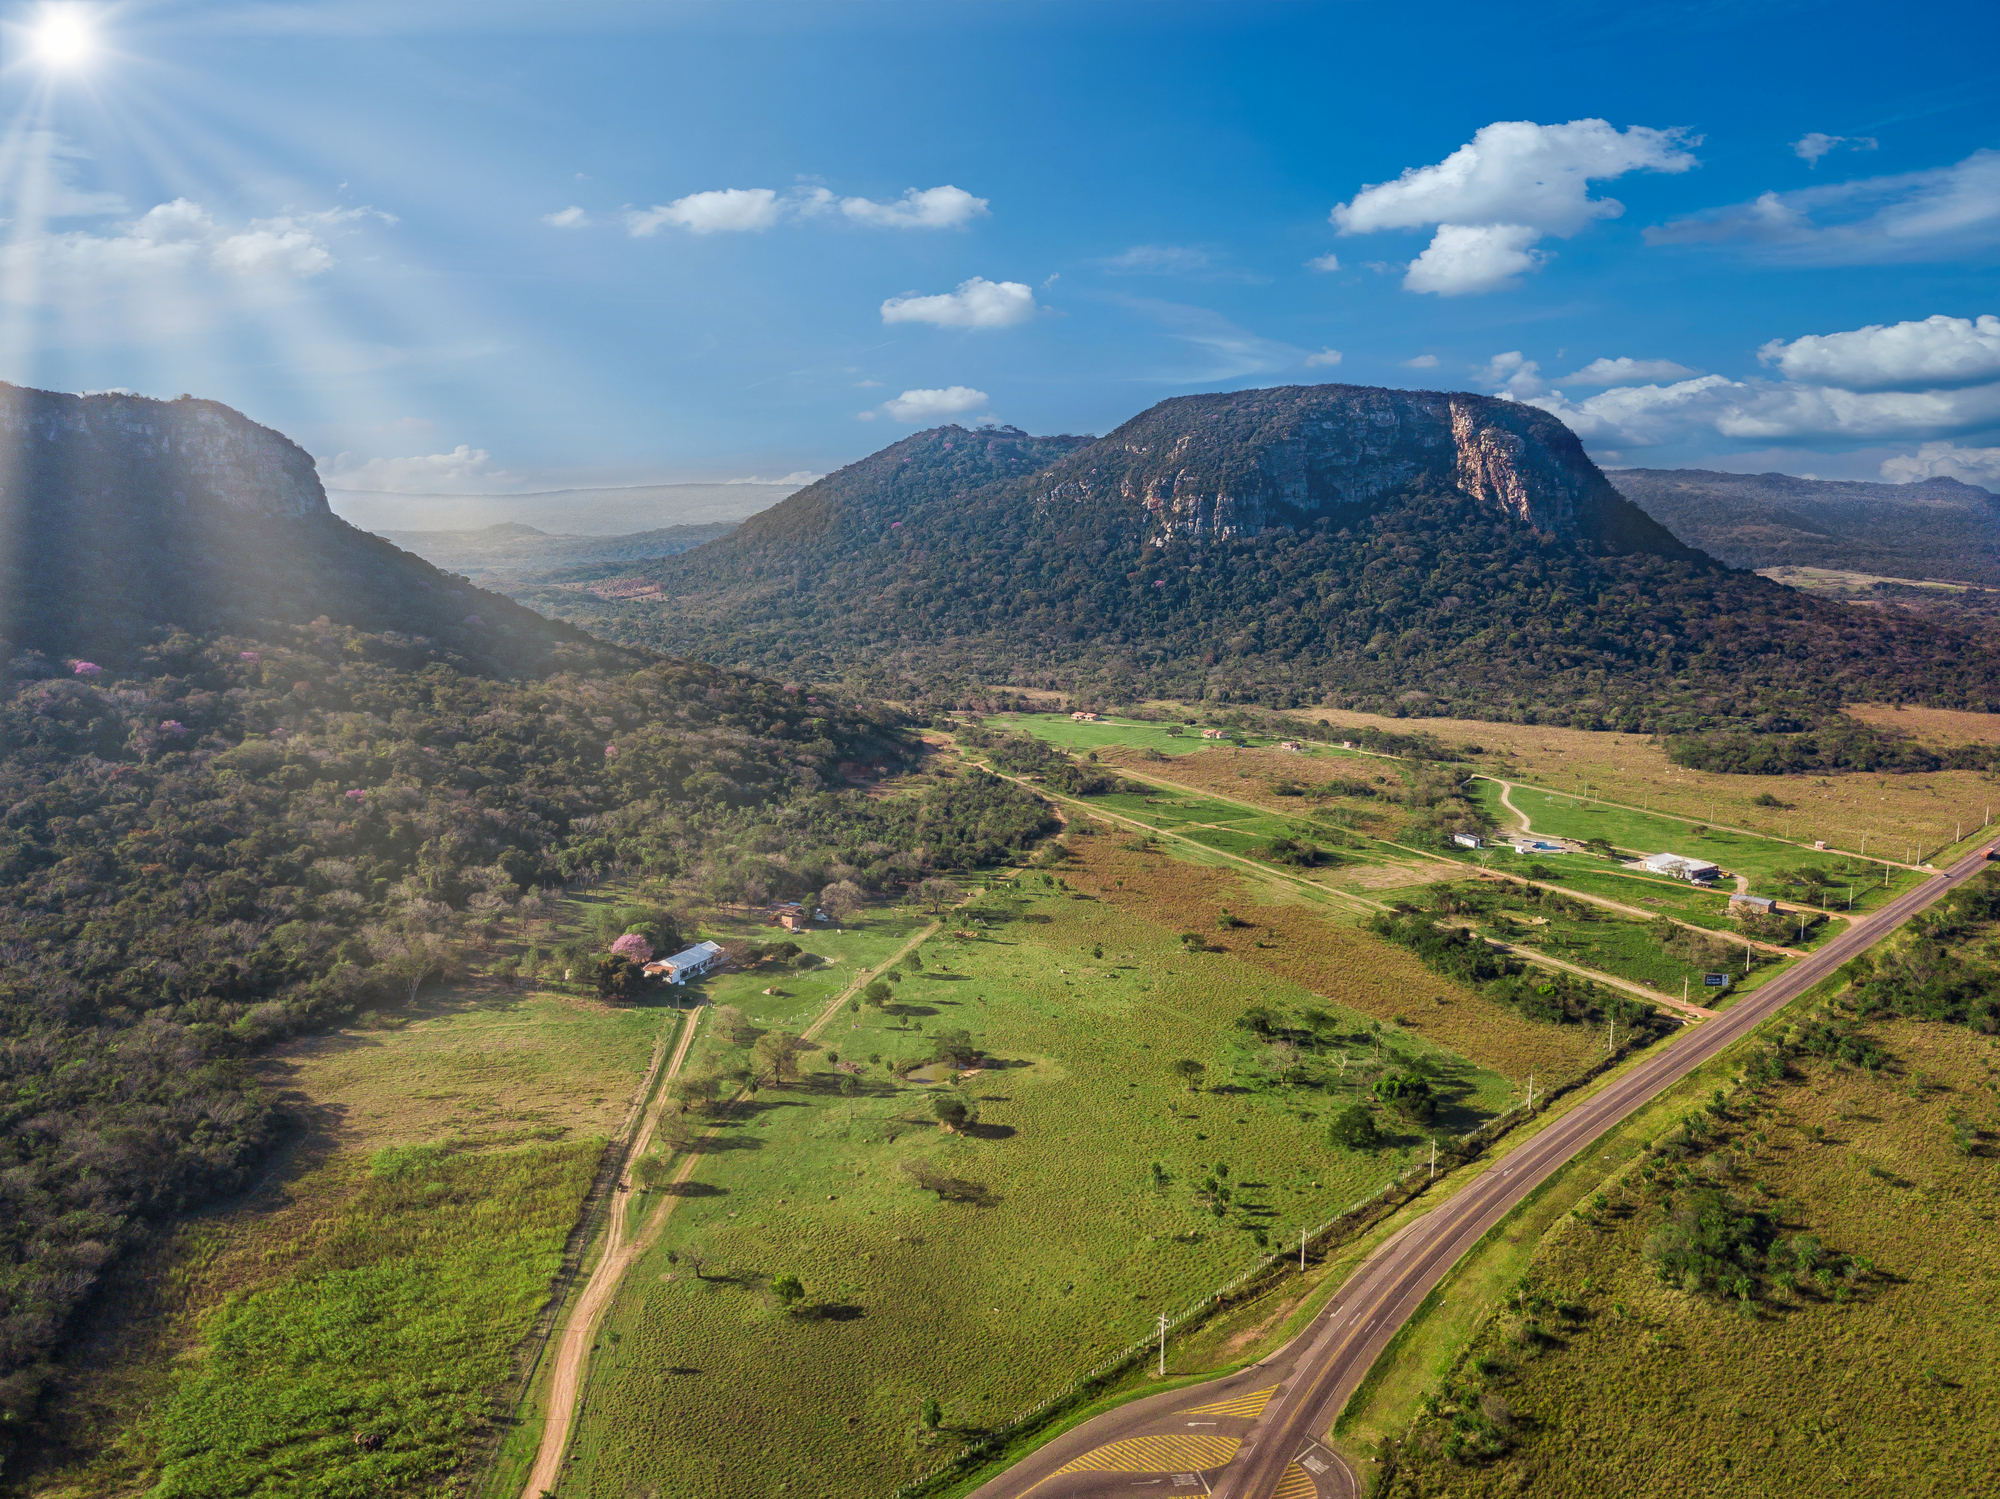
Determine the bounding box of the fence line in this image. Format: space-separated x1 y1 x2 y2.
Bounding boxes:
886 1038 1655 1499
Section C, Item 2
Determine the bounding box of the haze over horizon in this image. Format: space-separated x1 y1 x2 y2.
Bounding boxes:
0 0 1988 496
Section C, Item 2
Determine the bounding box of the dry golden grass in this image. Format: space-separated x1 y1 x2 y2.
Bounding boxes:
1845 701 2000 749
1068 836 1605 1085
1276 705 2000 860
1383 1021 2000 1499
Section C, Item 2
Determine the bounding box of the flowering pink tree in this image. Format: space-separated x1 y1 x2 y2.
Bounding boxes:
71 661 102 677
238 651 261 662
159 719 189 737
609 932 653 964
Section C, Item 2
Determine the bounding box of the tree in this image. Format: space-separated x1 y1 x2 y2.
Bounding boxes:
710 1004 757 1047
594 953 643 1000
863 979 893 1009
931 1027 980 1068
362 918 453 1004
1264 1040 1302 1086
932 1090 979 1130
669 1242 708 1281
1328 1102 1383 1151
770 1272 806 1311
1235 1006 1280 1037
670 1070 720 1113
632 1149 673 1189
609 932 653 964
917 876 960 915
820 880 865 922
1169 1058 1207 1092
753 1029 803 1085
920 1397 943 1431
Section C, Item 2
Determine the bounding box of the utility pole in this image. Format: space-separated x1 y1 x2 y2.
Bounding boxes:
1428 1137 1438 1180
1157 1312 1170 1377
1301 1227 1308 1270
1683 976 1689 1007
1525 1073 1535 1109
1606 1015 1616 1056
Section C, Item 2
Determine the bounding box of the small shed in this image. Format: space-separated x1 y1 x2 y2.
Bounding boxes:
1453 832 1483 849
1729 893 1776 914
646 939 725 985
1200 728 1227 740
1070 711 1100 722
1644 852 1721 882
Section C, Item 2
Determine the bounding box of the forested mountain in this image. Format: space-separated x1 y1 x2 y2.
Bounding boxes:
0 387 1050 1449
1608 468 2000 585
521 384 2000 732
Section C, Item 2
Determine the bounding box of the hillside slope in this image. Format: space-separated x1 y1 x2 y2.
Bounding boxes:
1609 468 2000 584
522 384 2000 732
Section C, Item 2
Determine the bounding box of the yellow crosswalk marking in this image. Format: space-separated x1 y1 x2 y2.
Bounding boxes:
1176 1384 1279 1418
1274 1462 1318 1499
1054 1435 1241 1474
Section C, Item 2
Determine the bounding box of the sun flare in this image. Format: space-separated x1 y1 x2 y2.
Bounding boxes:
33 9 93 68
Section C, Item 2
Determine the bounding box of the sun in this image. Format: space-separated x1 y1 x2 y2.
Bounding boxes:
33 9 94 69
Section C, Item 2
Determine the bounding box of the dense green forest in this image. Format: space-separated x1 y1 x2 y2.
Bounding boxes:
526 410 2000 735
0 619 1054 1446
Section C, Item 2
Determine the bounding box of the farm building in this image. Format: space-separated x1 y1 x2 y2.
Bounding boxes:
1200 728 1227 740
1277 740 1304 751
1070 710 1100 722
643 939 725 984
1452 832 1483 849
1730 893 1776 914
1644 852 1721 882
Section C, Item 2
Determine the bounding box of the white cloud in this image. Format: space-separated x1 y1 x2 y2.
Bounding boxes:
1757 314 2000 392
1562 356 1698 385
726 470 822 485
1648 148 2000 264
1402 354 1440 369
856 410 877 421
839 184 987 230
883 386 989 422
627 187 782 236
625 183 986 237
1404 222 1544 295
1711 383 2000 440
1793 132 1877 167
1524 375 1740 444
543 205 589 228
322 445 519 494
880 276 1037 329
1478 350 1546 398
1333 118 1698 295
1880 441 2000 486
1102 244 1211 274
1305 252 1341 272
212 224 333 277
1304 347 1343 367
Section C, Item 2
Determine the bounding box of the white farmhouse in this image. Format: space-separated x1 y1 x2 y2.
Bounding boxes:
643 939 725 984
1643 852 1720 883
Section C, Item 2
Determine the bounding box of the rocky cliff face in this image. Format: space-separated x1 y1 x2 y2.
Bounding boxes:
0 384 329 521
1031 383 1689 556
0 383 575 668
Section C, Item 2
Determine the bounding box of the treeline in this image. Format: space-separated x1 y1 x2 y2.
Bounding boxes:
1368 908 1670 1037
1841 869 2000 1032
0 621 1049 1442
1668 718 1999 776
958 726 1124 796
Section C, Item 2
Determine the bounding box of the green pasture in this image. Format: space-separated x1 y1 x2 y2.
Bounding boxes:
150 1141 602 1499
980 712 1217 756
1473 780 1918 908
560 881 1515 1498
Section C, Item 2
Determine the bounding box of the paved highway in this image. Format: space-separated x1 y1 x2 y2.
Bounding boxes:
967 839 1998 1499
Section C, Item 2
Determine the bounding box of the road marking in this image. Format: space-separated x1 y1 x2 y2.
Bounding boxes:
1055 1436 1241 1475
1178 1385 1279 1418
1274 1463 1318 1499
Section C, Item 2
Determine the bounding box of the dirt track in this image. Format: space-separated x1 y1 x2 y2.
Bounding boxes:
519 920 939 1497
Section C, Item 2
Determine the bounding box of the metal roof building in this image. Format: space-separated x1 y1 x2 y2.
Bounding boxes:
1644 852 1721 882
643 939 725 984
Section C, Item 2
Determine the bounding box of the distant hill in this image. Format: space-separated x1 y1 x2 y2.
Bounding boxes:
377 519 738 584
521 384 2000 731
1608 469 2000 585
327 480 796 536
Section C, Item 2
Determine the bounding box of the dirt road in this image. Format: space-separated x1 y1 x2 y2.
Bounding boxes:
964 837 1999 1499
519 921 938 1497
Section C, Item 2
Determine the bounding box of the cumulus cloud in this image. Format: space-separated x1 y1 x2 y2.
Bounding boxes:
1562 356 1698 385
1709 383 2000 440
1648 148 2000 264
1304 347 1343 367
1305 252 1341 272
625 183 985 236
543 205 589 228
1880 441 2000 487
1757 314 2000 392
627 187 782 236
322 445 519 494
1523 375 1741 444
1478 350 1547 398
1402 354 1440 369
883 386 989 422
1794 132 1877 167
838 184 987 229
880 277 1037 329
1333 119 1698 294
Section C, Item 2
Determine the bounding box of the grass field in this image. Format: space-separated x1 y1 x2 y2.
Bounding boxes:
554 869 1535 1499
1378 1020 2000 1499
980 713 1216 757
20 984 671 1499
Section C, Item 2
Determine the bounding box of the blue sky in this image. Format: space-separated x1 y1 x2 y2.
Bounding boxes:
3 0 1998 508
